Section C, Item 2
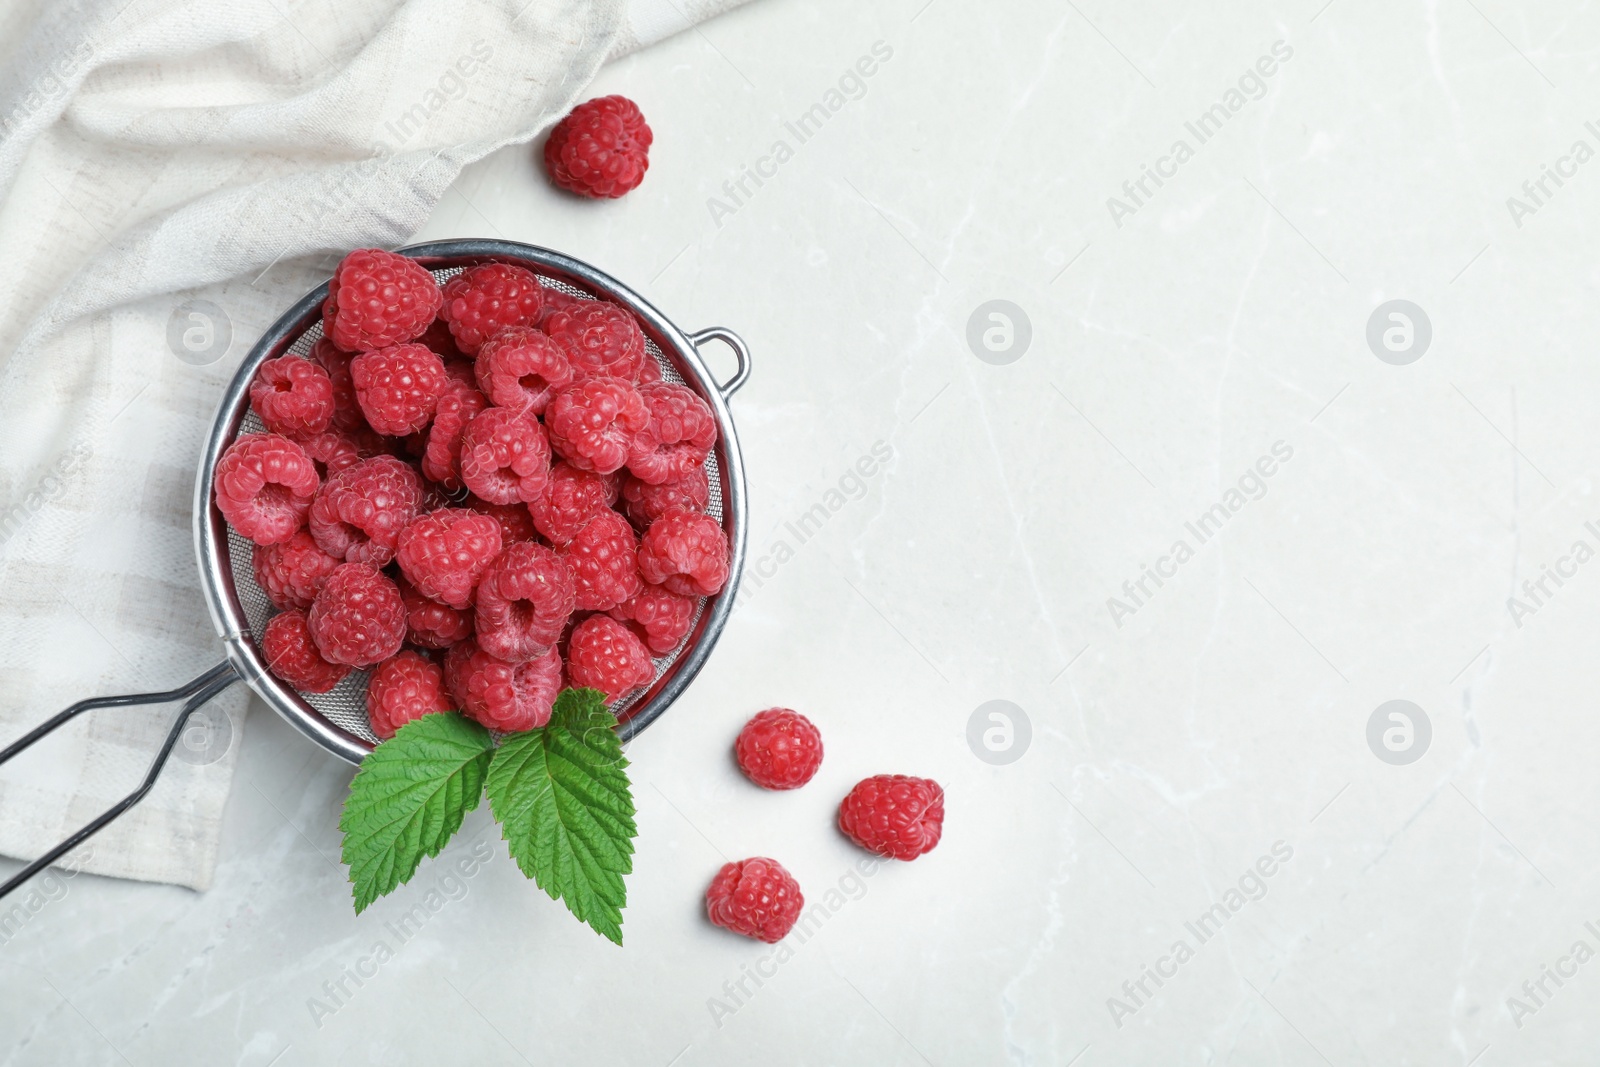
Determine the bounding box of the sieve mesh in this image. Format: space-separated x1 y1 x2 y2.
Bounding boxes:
221 265 724 747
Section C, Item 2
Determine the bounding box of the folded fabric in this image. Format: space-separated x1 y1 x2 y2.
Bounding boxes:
0 0 751 891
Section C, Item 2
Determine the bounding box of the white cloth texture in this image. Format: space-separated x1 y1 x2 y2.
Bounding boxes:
0 0 750 891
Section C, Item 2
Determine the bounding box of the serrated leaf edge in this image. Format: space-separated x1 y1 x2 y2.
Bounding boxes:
338 712 494 914
485 691 636 944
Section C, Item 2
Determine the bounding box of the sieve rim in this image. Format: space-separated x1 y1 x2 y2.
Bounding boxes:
192 239 749 766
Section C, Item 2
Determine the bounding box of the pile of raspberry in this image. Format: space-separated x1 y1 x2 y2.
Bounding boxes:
215 248 729 740
703 708 945 943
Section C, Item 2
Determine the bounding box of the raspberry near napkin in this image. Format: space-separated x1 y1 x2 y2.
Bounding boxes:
0 0 752 891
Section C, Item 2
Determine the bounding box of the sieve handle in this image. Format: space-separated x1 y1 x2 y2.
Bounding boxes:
689 327 752 399
0 661 238 902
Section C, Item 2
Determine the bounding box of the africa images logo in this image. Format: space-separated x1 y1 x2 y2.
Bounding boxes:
1105 40 1295 228
1504 119 1600 229
1106 442 1294 628
1106 842 1295 1028
705 41 894 228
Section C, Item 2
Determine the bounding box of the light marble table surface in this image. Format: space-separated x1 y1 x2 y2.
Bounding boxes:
6 0 1600 1063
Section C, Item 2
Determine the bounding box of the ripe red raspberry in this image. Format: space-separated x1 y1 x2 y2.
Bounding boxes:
253 530 341 612
308 455 424 566
535 287 584 328
545 378 649 475
416 483 452 517
262 609 351 693
544 95 653 200
704 858 803 943
366 650 453 740
556 509 641 611
312 339 366 434
638 507 728 597
735 709 823 790
322 248 442 353
213 433 320 545
446 639 561 732
421 379 490 491
541 302 647 384
250 356 334 438
296 431 367 482
465 496 539 544
458 407 550 505
628 382 716 485
350 343 447 436
529 461 620 545
398 429 428 460
473 542 575 662
394 508 502 610
621 466 709 527
398 575 474 649
307 562 406 668
475 325 573 414
566 615 654 702
837 775 945 861
440 263 545 355
416 316 463 360
608 585 695 654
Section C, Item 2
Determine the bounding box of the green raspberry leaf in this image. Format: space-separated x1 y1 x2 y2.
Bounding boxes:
485 687 636 945
339 711 494 914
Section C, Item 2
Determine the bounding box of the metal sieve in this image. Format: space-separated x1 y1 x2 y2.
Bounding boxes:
0 239 750 901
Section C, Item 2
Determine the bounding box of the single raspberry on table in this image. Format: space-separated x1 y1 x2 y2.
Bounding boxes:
440 263 545 355
621 466 709 528
446 640 562 732
351 343 448 436
262 609 350 693
465 496 539 544
296 431 365 481
542 302 648 384
627 382 716 485
735 709 823 791
421 379 490 491
459 406 550 505
556 509 642 611
637 507 729 597
545 377 649 475
530 461 620 545
307 562 407 668
474 542 576 663
213 433 320 545
837 775 945 861
311 339 370 435
322 248 442 353
475 325 573 415
366 650 454 740
705 858 803 944
544 95 653 200
565 615 653 702
250 356 334 438
308 455 425 566
393 508 502 610
253 530 341 612
609 585 696 654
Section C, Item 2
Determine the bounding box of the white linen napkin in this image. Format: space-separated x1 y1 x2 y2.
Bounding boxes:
0 0 751 891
